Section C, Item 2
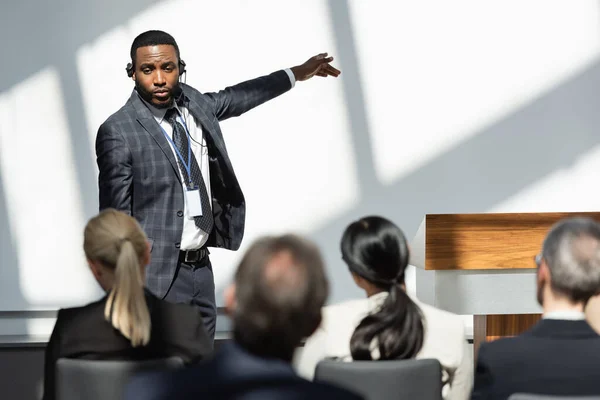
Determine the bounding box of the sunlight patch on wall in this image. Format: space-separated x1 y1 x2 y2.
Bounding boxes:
77 27 135 163
0 67 101 309
349 0 600 185
490 143 600 213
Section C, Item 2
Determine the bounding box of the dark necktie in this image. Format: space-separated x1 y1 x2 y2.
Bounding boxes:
165 108 214 234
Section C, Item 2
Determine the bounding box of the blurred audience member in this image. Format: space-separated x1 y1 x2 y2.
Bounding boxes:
297 216 472 400
472 217 600 400
43 209 212 400
126 234 363 400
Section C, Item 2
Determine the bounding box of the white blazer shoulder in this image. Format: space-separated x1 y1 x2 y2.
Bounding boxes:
294 292 473 400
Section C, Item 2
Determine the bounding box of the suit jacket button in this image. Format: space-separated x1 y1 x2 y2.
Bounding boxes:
175 242 181 249
177 210 183 217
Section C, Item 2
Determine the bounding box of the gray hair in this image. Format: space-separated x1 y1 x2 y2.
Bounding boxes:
542 217 600 302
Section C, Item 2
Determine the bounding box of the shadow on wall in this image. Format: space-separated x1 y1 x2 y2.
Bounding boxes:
0 0 163 319
318 0 600 304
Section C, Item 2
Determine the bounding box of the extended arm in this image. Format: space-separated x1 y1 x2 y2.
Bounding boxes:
203 70 292 121
204 53 341 121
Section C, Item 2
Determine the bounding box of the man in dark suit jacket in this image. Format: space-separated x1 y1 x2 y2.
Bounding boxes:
125 234 363 400
472 217 600 400
96 30 340 338
43 290 212 400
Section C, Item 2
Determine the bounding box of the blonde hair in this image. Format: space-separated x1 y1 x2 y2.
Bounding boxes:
83 209 151 346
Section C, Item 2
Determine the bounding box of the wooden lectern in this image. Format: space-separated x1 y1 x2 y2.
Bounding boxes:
409 212 600 359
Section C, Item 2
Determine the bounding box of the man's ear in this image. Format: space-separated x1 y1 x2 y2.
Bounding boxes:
224 283 237 316
539 261 551 283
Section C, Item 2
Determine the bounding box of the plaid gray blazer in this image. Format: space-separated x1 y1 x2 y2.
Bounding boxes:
96 70 292 297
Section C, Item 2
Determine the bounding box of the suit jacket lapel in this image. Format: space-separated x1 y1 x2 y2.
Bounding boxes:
181 91 230 162
129 91 182 184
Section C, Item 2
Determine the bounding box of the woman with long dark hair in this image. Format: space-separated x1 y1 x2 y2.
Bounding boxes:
297 216 472 400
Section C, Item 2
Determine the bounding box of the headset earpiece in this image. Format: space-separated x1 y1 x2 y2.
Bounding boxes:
179 59 186 76
126 62 134 78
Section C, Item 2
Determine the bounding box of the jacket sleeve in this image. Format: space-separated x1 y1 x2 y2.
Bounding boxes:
42 310 65 400
96 122 133 213
202 70 293 121
470 343 493 400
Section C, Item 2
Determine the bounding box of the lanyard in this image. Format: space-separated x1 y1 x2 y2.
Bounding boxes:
160 115 195 188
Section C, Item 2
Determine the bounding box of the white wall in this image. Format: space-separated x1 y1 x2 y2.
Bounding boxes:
2 0 600 337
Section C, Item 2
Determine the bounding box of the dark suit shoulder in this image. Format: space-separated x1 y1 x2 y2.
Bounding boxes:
97 97 137 134
479 319 600 359
179 83 214 110
54 297 107 330
48 296 138 361
477 332 551 367
475 320 600 387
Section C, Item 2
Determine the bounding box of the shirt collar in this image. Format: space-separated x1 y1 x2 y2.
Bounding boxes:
543 310 586 320
137 90 182 123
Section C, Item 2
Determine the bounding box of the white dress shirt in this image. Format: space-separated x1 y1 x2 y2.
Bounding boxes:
143 101 212 250
141 69 296 250
543 310 586 320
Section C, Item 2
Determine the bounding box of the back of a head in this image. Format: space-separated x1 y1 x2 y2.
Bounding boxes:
83 209 151 346
542 217 600 303
232 234 329 361
341 216 424 361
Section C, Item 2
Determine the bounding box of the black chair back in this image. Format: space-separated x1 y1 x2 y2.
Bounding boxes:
315 358 442 400
56 357 183 400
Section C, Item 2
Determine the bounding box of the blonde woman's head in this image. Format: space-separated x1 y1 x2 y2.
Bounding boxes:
83 209 151 346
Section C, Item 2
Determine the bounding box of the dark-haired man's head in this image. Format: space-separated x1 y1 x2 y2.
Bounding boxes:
225 234 329 362
536 217 600 310
129 30 182 108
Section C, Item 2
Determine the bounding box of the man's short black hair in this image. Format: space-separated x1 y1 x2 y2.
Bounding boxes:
130 30 180 67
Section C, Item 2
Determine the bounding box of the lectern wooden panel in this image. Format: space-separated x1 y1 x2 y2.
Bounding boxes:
424 212 600 271
410 211 600 361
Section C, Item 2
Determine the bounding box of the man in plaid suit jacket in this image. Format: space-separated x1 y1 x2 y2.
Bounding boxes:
96 30 340 339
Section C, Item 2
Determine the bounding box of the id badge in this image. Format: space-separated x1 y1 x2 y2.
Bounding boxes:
185 188 203 217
